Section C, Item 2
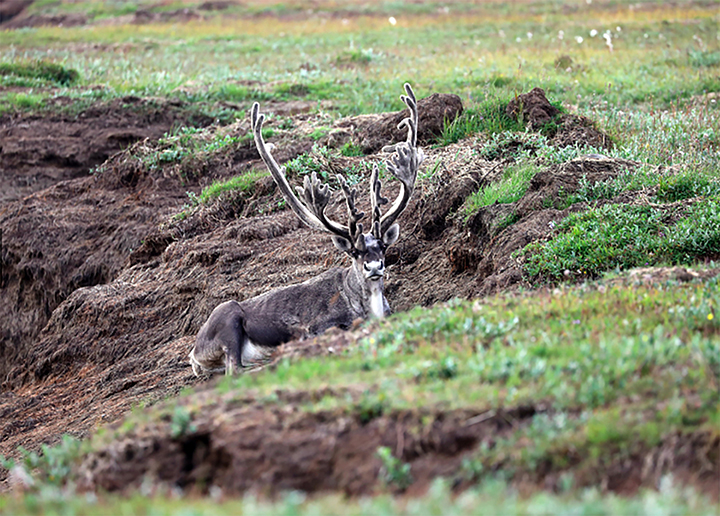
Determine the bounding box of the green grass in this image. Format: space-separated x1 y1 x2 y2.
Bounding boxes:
196 169 269 204
1 2 719 118
520 199 720 282
435 96 525 146
463 158 540 219
0 60 79 86
283 143 369 186
137 125 271 173
0 477 714 516
1 0 719 511
339 141 364 157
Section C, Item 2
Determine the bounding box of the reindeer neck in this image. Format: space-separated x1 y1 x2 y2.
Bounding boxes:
342 263 384 319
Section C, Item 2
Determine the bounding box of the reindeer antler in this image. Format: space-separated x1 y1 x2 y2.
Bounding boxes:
377 83 424 235
252 103 366 246
252 83 422 250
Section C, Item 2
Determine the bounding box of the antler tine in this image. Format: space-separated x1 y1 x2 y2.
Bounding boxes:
252 103 352 242
337 175 366 248
399 82 418 148
377 83 424 234
370 163 388 239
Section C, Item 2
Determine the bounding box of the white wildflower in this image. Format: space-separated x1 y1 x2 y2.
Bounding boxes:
590 29 598 37
527 32 533 39
558 30 564 40
575 36 584 44
603 31 613 52
388 16 397 26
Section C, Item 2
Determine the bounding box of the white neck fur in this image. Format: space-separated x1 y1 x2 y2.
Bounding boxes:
369 283 385 318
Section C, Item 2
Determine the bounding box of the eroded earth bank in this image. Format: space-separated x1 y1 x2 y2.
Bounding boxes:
0 88 717 498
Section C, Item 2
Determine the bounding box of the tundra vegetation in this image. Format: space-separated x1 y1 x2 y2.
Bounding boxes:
0 0 718 514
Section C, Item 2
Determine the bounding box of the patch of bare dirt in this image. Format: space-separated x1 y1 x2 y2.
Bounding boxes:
0 96 216 203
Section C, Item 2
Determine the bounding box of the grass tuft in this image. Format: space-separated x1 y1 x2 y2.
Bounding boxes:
197 169 269 204
0 60 79 86
463 159 540 219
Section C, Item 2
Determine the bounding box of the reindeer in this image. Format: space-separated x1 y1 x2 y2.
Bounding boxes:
189 83 424 376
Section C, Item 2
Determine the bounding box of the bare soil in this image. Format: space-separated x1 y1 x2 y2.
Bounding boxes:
0 96 217 203
1 89 717 499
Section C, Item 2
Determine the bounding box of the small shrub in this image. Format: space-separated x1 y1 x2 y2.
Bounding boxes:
376 446 412 490
284 144 332 180
688 49 720 68
0 434 82 487
339 141 364 157
354 390 387 424
141 125 269 170
170 405 196 439
310 127 329 141
404 356 459 382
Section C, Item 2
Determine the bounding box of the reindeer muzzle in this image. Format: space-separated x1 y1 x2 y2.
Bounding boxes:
364 260 384 281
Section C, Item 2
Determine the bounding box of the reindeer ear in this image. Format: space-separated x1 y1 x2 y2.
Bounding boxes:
383 224 400 247
331 235 354 255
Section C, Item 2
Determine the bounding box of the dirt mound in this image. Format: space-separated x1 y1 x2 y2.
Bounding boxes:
71 372 719 498
338 93 464 154
0 11 86 29
0 0 33 24
507 87 560 128
0 149 640 476
132 8 203 24
443 155 638 288
507 87 613 151
0 97 244 385
0 92 463 391
0 96 216 203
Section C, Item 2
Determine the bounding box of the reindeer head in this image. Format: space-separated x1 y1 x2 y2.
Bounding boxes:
251 83 423 295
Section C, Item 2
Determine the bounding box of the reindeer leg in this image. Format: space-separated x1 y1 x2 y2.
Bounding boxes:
224 326 243 376
192 300 245 376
